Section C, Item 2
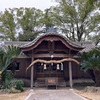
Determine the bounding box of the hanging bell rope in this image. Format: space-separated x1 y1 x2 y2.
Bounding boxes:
26 58 80 71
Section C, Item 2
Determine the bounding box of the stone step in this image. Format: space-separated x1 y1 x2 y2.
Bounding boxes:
35 77 66 87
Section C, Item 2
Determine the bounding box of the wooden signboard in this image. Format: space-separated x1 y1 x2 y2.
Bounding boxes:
45 77 58 89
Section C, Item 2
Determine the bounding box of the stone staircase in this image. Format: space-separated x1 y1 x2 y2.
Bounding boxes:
34 78 45 87
58 78 66 87
34 77 66 88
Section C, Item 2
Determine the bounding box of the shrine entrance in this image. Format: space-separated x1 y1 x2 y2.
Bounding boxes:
26 58 79 89
36 62 64 89
36 62 64 78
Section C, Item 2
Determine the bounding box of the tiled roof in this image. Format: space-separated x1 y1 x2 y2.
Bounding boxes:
1 41 29 47
0 34 96 52
20 32 84 49
80 41 95 52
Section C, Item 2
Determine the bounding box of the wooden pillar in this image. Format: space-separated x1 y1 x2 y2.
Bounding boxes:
69 61 73 88
31 51 34 89
31 66 33 89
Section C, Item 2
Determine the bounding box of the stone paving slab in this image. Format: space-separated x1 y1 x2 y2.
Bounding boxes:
25 89 87 100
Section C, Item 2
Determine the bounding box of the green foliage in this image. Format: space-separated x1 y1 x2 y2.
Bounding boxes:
0 45 20 84
9 79 24 91
0 1 99 41
1 71 24 92
79 47 100 86
0 45 20 73
3 79 24 92
15 80 24 91
52 0 100 41
5 71 13 80
1 71 7 82
41 8 54 27
6 45 20 58
3 71 13 88
79 47 100 71
0 48 12 73
17 7 43 41
0 45 23 91
0 9 16 41
0 7 43 41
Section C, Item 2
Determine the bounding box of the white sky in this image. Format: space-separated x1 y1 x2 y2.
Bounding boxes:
0 0 59 12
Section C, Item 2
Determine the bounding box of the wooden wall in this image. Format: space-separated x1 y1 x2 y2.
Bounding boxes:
13 58 90 80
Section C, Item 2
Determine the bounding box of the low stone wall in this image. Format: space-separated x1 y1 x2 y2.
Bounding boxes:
85 86 100 93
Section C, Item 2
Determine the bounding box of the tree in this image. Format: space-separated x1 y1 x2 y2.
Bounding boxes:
79 47 100 86
0 9 17 41
41 8 54 28
0 7 43 41
52 0 100 41
17 7 43 41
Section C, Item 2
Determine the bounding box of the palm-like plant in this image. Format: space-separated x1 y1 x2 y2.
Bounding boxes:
0 45 20 82
79 47 100 86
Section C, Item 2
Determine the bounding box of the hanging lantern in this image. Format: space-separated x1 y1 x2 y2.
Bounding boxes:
44 64 46 70
57 64 59 70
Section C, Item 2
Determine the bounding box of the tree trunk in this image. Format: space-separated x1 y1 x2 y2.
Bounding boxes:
93 69 100 87
87 69 95 83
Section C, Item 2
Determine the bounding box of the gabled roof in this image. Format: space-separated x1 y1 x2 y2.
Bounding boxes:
20 32 84 51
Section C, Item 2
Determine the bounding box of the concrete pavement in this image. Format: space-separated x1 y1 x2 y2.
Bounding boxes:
25 88 87 100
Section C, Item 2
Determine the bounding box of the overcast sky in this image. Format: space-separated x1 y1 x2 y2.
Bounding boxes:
0 0 58 12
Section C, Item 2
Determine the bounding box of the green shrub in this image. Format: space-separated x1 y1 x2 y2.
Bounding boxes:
2 79 24 92
15 80 24 91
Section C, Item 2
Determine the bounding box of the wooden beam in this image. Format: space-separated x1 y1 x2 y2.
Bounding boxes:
33 54 68 58
33 48 68 54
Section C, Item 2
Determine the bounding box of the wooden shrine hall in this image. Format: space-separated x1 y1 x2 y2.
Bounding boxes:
17 31 86 89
